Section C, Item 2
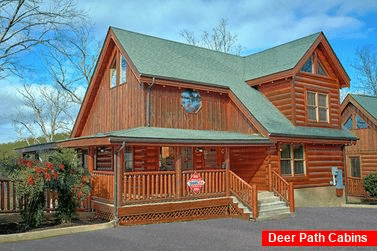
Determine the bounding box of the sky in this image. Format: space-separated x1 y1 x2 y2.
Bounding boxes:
1 0 377 143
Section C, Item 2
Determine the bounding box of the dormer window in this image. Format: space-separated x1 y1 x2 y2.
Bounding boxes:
301 54 328 76
301 57 313 73
317 61 327 76
356 115 368 129
307 91 328 122
343 116 353 130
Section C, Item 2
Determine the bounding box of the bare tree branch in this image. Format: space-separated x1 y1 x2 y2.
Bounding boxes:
0 0 86 79
180 18 244 55
352 46 377 96
12 83 74 144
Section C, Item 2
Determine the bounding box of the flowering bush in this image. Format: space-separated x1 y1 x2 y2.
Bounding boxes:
10 148 91 227
47 148 91 222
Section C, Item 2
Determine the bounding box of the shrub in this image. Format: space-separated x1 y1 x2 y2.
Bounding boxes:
10 148 91 227
364 173 377 198
45 148 91 223
10 159 49 228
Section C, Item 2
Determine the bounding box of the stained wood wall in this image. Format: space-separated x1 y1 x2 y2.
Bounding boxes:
148 84 256 134
255 47 341 129
229 144 344 190
80 47 146 136
342 103 377 177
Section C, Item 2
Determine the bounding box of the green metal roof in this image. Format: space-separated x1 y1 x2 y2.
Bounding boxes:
95 127 271 144
110 27 355 141
350 94 377 122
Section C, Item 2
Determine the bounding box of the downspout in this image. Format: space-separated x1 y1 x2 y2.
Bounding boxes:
113 141 125 226
146 77 155 127
342 144 349 204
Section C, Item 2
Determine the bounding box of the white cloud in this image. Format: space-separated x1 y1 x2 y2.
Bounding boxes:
76 0 376 52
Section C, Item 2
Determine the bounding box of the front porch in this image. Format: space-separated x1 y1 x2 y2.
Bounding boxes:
84 145 294 225
57 127 295 225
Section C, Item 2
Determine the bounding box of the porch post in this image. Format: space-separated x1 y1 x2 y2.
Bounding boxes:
113 143 125 226
268 163 272 191
225 147 230 197
116 147 124 207
175 147 182 198
88 147 94 173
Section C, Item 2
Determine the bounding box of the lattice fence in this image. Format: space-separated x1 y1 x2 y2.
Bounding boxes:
118 204 244 225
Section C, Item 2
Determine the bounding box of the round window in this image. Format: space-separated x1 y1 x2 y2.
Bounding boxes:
181 89 201 113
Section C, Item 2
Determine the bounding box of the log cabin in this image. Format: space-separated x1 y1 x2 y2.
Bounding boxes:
18 27 357 224
341 94 377 199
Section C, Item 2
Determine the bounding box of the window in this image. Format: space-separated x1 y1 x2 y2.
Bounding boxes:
343 116 353 130
307 91 328 122
350 157 361 177
356 115 368 129
301 57 313 73
120 55 127 84
110 59 117 88
317 61 327 76
301 55 327 76
181 89 202 113
160 147 175 171
181 147 193 170
280 144 305 176
124 147 133 171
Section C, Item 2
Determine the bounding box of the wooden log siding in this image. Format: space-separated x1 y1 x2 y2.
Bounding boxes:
230 146 270 190
294 72 341 128
148 85 256 134
256 63 341 129
293 144 344 188
92 171 114 202
80 53 145 136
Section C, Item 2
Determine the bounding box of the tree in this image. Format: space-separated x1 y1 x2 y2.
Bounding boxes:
180 18 244 55
352 46 377 96
12 84 75 145
46 23 101 103
0 0 85 79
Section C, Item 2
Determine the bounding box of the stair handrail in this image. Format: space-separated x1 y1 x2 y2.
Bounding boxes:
268 164 295 213
228 170 258 218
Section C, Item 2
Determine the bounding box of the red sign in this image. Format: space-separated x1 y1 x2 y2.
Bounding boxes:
186 172 205 193
262 230 377 247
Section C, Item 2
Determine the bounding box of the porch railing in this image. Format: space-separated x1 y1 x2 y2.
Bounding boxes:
92 171 114 201
268 165 295 213
229 170 258 218
182 169 226 197
123 171 176 203
346 177 368 198
0 179 17 212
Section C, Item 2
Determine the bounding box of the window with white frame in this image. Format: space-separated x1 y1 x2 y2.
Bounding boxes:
280 144 305 176
307 91 329 122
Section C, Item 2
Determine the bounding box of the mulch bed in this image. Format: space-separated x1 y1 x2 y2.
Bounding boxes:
0 211 109 235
